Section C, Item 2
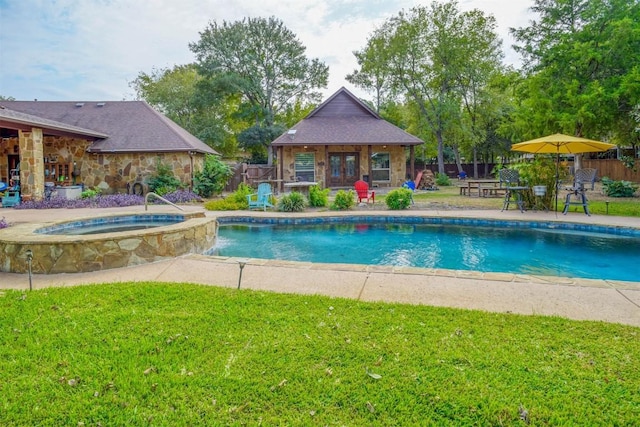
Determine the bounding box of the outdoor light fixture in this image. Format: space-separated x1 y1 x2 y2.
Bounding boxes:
237 260 248 289
25 249 33 291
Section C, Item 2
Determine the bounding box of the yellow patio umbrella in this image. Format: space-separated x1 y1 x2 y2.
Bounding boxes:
511 133 616 211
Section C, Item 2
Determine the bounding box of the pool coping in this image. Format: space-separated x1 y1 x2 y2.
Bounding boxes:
211 212 640 291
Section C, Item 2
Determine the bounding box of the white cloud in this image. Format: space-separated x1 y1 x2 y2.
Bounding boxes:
0 0 534 102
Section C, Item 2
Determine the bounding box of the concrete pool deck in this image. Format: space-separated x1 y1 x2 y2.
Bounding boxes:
1 205 640 327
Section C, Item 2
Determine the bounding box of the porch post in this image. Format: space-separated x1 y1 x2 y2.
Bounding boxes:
325 145 329 188
278 146 284 193
367 145 372 183
409 145 415 180
18 128 45 201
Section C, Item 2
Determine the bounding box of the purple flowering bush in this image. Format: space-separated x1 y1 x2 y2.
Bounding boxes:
0 217 8 229
12 190 200 210
159 189 202 204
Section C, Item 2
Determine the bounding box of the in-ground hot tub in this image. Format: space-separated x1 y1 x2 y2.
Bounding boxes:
0 212 217 274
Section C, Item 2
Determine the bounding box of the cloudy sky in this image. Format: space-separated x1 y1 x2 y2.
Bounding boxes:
0 0 534 103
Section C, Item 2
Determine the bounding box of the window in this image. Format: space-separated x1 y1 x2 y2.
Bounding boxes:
294 152 315 182
371 152 390 181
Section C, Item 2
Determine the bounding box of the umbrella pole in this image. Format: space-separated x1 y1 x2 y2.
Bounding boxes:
555 152 560 217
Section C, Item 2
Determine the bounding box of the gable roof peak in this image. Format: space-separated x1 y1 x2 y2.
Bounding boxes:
306 87 380 120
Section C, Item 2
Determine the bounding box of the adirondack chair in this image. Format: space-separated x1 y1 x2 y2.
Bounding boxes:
354 180 375 204
402 180 416 205
1 185 21 208
247 183 274 211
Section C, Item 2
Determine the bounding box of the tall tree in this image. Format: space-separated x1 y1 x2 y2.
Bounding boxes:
130 64 241 156
511 0 640 150
349 1 503 174
346 23 396 113
190 16 329 164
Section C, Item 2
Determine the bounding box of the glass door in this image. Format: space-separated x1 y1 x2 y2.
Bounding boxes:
328 153 359 187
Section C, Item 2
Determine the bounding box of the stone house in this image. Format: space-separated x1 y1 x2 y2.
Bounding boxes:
271 87 423 189
0 101 217 201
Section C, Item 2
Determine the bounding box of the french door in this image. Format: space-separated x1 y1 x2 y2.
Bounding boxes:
328 153 359 187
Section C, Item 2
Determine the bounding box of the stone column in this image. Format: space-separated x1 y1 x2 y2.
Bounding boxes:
18 128 45 201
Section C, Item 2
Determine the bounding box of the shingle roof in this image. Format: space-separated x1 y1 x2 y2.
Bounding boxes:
0 101 218 155
0 106 108 139
272 87 423 147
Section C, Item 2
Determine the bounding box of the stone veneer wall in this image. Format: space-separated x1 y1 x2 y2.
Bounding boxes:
1 135 206 196
0 213 216 274
279 145 407 187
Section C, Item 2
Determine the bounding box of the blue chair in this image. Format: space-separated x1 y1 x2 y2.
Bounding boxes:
2 185 21 208
247 183 274 211
402 180 416 205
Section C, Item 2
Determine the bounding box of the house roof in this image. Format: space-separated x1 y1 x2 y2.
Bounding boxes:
0 101 218 155
271 87 423 147
0 106 108 140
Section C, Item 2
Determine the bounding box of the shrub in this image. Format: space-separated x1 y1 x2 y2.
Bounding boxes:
0 217 8 229
308 185 329 207
435 173 451 186
204 183 252 211
601 177 639 197
278 192 306 212
148 160 183 195
193 155 232 198
204 198 245 211
80 187 101 199
160 189 202 204
385 188 413 210
331 189 355 210
14 194 145 209
510 157 560 210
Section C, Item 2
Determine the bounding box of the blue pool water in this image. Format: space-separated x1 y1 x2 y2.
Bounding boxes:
36 215 185 235
211 220 640 282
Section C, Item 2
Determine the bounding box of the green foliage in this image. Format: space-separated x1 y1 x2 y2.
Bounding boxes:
385 188 413 210
510 157 563 210
277 192 306 212
190 16 329 148
601 177 639 197
351 2 504 174
80 187 101 199
2 283 640 425
620 156 637 172
435 173 451 186
237 124 286 163
193 155 232 198
129 64 236 156
203 183 252 210
510 0 640 144
308 185 329 207
203 198 245 211
147 160 182 196
330 189 355 210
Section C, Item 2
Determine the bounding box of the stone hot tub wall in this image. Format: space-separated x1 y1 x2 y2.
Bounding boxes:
0 212 217 274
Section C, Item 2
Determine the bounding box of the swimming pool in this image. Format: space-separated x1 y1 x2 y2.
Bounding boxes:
211 216 640 282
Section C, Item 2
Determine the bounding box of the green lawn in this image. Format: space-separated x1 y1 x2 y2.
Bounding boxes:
2 283 638 425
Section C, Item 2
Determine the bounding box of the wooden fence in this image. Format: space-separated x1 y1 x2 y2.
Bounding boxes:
414 160 640 183
225 163 276 192
582 159 640 182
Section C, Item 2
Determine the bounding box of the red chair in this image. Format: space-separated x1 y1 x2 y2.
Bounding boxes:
354 180 375 204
